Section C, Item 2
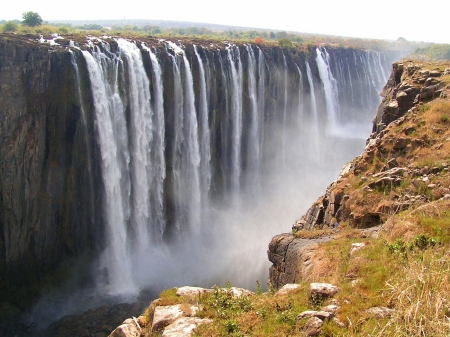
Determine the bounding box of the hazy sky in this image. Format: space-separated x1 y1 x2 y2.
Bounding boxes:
3 0 449 44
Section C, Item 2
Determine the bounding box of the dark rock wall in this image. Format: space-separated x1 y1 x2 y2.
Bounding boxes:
0 37 103 306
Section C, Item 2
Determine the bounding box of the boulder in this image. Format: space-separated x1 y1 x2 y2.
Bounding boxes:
297 310 333 320
275 283 300 296
152 305 198 332
301 317 323 337
109 318 141 337
349 243 365 256
309 283 339 299
227 287 255 297
366 306 394 318
393 137 409 150
176 286 212 299
162 317 212 337
321 304 339 316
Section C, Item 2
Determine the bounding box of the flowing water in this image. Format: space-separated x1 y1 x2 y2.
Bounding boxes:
29 39 392 326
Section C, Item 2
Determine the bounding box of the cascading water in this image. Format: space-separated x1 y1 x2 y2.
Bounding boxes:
305 60 320 152
193 45 212 218
227 46 244 202
64 40 393 310
82 47 136 294
245 45 260 191
141 44 166 242
316 47 340 134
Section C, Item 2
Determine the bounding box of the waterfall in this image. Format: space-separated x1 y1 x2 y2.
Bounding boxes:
142 45 166 242
257 47 266 153
316 47 340 133
194 45 212 216
166 41 201 233
295 64 304 132
117 40 153 252
71 39 393 299
245 45 260 191
227 46 243 201
305 60 319 151
82 47 136 294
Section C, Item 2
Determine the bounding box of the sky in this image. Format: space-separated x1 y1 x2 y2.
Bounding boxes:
3 0 450 44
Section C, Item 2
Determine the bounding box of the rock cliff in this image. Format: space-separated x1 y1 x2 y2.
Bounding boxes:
0 35 103 309
268 60 450 289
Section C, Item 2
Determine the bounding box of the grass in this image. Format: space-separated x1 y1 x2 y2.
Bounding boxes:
141 201 450 336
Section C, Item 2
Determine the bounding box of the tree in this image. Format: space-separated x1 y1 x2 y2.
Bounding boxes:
22 11 43 27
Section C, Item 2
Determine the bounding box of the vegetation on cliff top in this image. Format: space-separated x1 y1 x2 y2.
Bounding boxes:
1 18 445 56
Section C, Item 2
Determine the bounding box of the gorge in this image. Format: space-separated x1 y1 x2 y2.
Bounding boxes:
0 34 395 330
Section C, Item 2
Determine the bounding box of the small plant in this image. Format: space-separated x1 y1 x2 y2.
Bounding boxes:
309 292 325 310
224 319 239 333
439 114 450 123
255 280 262 295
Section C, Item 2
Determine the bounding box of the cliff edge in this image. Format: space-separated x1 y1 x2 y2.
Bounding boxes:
268 60 450 290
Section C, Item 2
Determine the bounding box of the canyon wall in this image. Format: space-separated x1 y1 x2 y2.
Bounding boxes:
0 35 392 309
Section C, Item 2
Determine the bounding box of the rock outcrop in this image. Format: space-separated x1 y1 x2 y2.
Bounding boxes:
294 61 450 231
268 233 333 289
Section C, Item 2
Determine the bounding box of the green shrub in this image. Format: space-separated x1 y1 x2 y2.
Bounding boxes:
3 21 18 32
278 38 294 49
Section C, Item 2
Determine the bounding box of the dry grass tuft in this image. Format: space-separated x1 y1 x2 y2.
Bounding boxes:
380 249 450 336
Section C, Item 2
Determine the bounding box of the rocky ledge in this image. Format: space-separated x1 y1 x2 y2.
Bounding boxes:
293 61 450 232
268 60 450 290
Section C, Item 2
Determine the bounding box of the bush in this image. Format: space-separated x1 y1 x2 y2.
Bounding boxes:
278 38 294 49
3 21 18 32
254 37 264 44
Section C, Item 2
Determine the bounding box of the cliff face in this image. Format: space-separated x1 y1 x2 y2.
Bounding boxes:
0 36 103 304
268 61 450 288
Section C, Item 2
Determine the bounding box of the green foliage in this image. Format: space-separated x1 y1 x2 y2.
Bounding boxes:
414 44 450 60
293 36 304 43
79 24 103 30
205 286 253 319
439 114 450 123
278 38 294 49
2 20 18 32
309 292 325 309
224 319 239 334
387 234 439 258
22 11 43 27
